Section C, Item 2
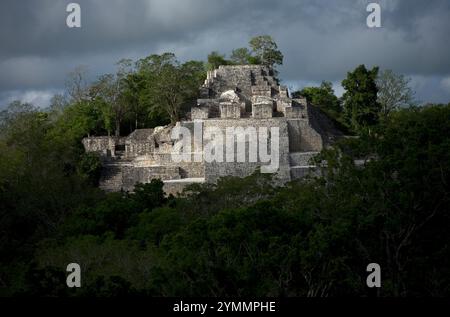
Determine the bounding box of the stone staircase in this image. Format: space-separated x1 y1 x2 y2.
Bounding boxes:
145 165 182 181
99 164 124 192
99 161 184 192
288 152 319 180
163 177 206 196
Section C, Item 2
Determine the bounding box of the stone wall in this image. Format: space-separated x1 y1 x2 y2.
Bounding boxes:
191 106 210 120
306 104 344 147
125 129 154 158
82 136 125 158
82 65 345 194
219 103 241 118
202 118 291 184
252 103 273 118
86 113 337 193
203 65 279 100
287 119 323 152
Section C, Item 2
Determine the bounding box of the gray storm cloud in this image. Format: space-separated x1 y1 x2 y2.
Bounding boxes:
0 0 450 108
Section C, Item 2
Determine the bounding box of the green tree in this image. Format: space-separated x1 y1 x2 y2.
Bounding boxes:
136 53 205 124
77 152 102 186
249 35 283 69
230 48 252 65
89 59 137 136
47 94 69 121
376 69 415 117
342 65 381 131
52 100 104 138
90 77 125 136
293 81 341 113
65 66 90 104
122 72 145 130
207 51 230 70
0 101 102 293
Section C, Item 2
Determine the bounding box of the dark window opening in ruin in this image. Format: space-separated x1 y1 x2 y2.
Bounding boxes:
273 111 284 117
179 168 188 178
115 144 125 152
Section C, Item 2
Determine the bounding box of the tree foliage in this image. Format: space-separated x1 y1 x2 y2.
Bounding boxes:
207 51 230 71
249 35 284 69
292 81 349 134
1 50 449 298
1 97 449 296
342 65 381 131
206 35 283 71
135 53 205 124
376 69 415 117
230 48 253 65
293 81 341 113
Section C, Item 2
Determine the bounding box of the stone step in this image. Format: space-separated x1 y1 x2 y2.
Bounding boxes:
145 165 182 180
289 152 319 166
100 164 184 192
163 177 205 184
254 80 269 86
290 166 316 179
121 165 182 187
163 178 206 196
99 165 123 192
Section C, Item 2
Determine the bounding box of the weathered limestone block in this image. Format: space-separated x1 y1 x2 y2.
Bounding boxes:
126 140 154 158
199 86 210 99
218 90 246 117
82 136 125 158
120 165 182 192
278 85 289 98
251 85 272 97
153 125 173 145
276 98 292 113
99 164 123 192
201 65 273 100
289 152 319 166
191 107 210 120
219 90 241 103
197 99 220 117
202 118 291 184
285 106 306 118
252 95 274 105
252 103 273 118
290 166 320 180
220 102 241 118
252 95 274 118
82 136 111 153
293 97 308 107
163 178 205 196
125 129 154 158
287 119 323 152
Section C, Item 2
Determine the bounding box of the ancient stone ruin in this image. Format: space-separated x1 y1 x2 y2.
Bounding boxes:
82 65 343 195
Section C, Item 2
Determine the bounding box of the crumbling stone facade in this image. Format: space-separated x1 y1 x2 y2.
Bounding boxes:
82 65 343 195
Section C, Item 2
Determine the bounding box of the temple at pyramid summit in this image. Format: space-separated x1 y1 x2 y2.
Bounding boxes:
82 65 343 195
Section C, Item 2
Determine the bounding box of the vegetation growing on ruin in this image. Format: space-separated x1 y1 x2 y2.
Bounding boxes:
1 102 449 296
0 37 448 296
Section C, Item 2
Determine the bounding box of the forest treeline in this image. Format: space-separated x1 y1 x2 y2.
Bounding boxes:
0 36 449 296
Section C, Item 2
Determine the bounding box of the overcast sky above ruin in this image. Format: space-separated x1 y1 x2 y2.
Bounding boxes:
1 0 450 108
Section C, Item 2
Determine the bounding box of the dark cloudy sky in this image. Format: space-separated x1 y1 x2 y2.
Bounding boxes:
1 0 450 108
